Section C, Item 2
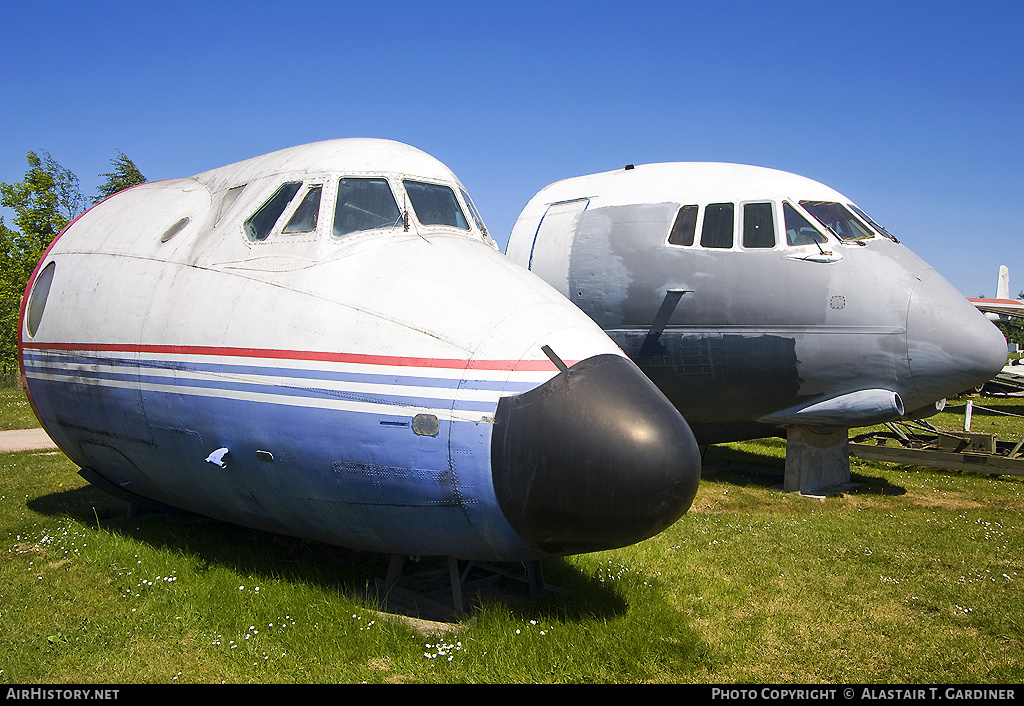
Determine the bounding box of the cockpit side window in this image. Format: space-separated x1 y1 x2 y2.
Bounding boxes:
459 187 489 236
333 178 402 237
244 181 302 241
282 185 322 234
784 201 827 246
668 205 698 246
799 200 874 241
404 180 469 229
848 203 898 241
217 184 246 225
742 202 775 248
700 203 734 248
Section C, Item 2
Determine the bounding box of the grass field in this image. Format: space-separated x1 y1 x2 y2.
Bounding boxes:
0 381 39 431
1 382 1022 684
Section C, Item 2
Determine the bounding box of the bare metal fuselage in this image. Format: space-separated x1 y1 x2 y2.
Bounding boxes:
507 164 1007 444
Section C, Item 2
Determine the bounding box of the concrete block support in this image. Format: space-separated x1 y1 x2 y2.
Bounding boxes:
784 425 851 494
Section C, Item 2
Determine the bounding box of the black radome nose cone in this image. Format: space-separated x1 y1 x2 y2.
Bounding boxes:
491 354 701 556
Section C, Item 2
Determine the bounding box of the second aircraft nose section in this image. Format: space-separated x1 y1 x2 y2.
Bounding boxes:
907 268 1007 405
491 354 701 557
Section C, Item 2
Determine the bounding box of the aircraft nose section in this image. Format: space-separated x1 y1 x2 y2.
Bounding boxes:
907 268 1007 404
490 354 701 557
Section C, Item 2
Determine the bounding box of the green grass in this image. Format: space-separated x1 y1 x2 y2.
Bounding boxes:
0 380 39 431
940 397 1024 439
1 388 1022 683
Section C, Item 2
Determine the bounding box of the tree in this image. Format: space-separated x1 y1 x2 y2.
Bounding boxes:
997 320 1024 349
1 151 85 252
94 151 146 203
0 151 86 378
0 217 27 377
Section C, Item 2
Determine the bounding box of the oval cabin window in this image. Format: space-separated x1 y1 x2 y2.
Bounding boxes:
27 261 56 338
160 217 190 243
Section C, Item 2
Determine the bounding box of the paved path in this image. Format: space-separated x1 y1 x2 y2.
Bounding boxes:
0 428 56 452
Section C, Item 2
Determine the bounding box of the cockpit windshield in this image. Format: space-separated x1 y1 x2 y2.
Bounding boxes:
847 204 898 242
333 178 402 237
784 202 827 246
799 201 875 241
404 180 469 230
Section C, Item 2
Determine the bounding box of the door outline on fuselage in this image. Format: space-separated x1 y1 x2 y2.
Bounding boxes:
527 198 591 296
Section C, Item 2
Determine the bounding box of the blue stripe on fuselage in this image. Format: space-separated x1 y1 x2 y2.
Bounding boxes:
24 364 533 559
22 350 536 392
22 350 527 415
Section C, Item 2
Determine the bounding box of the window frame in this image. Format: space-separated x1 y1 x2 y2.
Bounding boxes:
331 175 404 239
698 202 736 250
243 181 303 242
798 199 875 242
783 200 830 247
666 204 699 247
403 179 470 231
739 200 778 250
281 183 324 235
459 186 489 237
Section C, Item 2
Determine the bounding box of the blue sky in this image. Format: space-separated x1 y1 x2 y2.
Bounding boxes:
2 1 1021 298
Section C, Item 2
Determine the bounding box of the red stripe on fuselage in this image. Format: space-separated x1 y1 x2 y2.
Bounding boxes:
19 341 568 372
16 183 155 387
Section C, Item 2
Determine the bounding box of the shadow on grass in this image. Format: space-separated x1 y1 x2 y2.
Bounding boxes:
846 472 908 496
26 484 632 625
700 443 908 497
700 443 783 489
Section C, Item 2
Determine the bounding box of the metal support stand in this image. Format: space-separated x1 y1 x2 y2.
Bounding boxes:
376 554 555 620
849 417 1024 477
448 556 463 614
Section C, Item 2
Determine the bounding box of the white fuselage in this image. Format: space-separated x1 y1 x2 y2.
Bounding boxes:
19 140 701 560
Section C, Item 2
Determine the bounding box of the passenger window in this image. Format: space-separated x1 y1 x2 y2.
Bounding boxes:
700 203 734 248
333 178 402 237
784 202 826 246
668 205 698 246
742 202 775 248
283 185 322 234
404 180 469 229
244 182 301 241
